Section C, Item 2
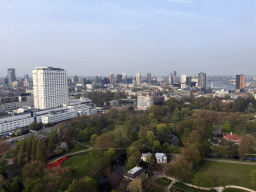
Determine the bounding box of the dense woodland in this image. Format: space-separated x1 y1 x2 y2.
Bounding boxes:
1 95 256 192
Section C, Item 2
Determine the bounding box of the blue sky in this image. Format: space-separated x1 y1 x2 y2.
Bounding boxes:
0 0 255 77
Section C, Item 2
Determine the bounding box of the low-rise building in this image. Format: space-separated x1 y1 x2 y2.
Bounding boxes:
123 166 148 181
155 153 167 164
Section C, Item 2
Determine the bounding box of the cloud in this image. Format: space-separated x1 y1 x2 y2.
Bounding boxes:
164 0 195 3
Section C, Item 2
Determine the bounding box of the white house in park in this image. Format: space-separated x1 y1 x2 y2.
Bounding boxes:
155 153 167 164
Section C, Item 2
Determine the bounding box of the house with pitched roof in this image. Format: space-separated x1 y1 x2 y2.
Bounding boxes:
223 132 241 145
155 153 167 164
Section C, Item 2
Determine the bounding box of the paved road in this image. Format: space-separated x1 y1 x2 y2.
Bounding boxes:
2 126 57 144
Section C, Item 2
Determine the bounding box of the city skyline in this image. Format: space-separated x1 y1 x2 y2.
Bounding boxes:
1 0 255 76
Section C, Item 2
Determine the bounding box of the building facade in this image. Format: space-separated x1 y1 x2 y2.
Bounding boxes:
33 67 68 110
122 73 127 84
137 95 154 110
116 74 122 83
236 74 244 90
7 68 16 87
180 75 186 84
136 73 141 86
110 74 114 85
147 73 151 83
198 72 206 89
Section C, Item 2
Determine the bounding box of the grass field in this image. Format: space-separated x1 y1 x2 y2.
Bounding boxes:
5 149 16 159
61 150 107 179
192 161 256 190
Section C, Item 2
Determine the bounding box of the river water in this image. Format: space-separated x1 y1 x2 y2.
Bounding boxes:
206 82 235 91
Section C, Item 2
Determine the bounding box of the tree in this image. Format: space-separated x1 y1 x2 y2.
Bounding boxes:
90 134 98 145
126 155 139 171
9 176 23 192
147 131 155 146
127 173 147 192
60 142 69 152
211 145 228 158
48 136 56 154
0 139 9 157
138 127 148 144
181 128 191 144
36 140 48 163
180 145 201 165
83 177 98 192
94 134 115 150
153 140 161 151
193 172 213 188
0 175 8 192
26 138 33 163
105 148 116 163
166 156 193 181
238 134 256 160
222 121 232 133
22 161 45 182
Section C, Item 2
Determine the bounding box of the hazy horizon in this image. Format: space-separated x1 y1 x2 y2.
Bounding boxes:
1 0 255 77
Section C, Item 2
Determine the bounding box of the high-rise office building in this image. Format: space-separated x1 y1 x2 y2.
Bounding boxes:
136 73 141 86
33 67 68 109
73 76 78 83
147 73 151 83
132 77 136 86
173 71 177 83
180 75 186 84
186 76 192 86
168 73 173 84
117 74 122 83
236 75 244 90
96 75 101 83
7 68 16 87
122 73 127 84
110 74 114 85
198 72 206 89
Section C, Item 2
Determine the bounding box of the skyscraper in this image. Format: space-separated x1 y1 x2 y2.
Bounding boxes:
136 73 141 86
116 74 122 83
96 75 101 83
110 74 114 85
198 72 206 89
236 75 244 90
147 73 151 83
168 73 173 84
122 73 127 84
33 67 68 109
173 71 177 84
180 75 186 84
73 75 78 83
7 68 16 87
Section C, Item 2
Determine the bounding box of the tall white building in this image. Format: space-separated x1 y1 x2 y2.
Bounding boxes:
136 73 141 86
122 73 127 84
180 75 186 84
33 67 68 110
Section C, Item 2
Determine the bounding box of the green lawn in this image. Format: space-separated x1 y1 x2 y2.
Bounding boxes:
192 161 256 190
61 150 107 179
155 177 171 186
5 149 16 159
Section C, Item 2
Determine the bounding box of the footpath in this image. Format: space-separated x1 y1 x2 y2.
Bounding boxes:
153 172 256 192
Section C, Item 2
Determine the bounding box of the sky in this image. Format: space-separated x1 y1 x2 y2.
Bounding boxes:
0 0 255 77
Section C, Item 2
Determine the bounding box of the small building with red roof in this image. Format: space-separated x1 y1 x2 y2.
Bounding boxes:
223 133 241 145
